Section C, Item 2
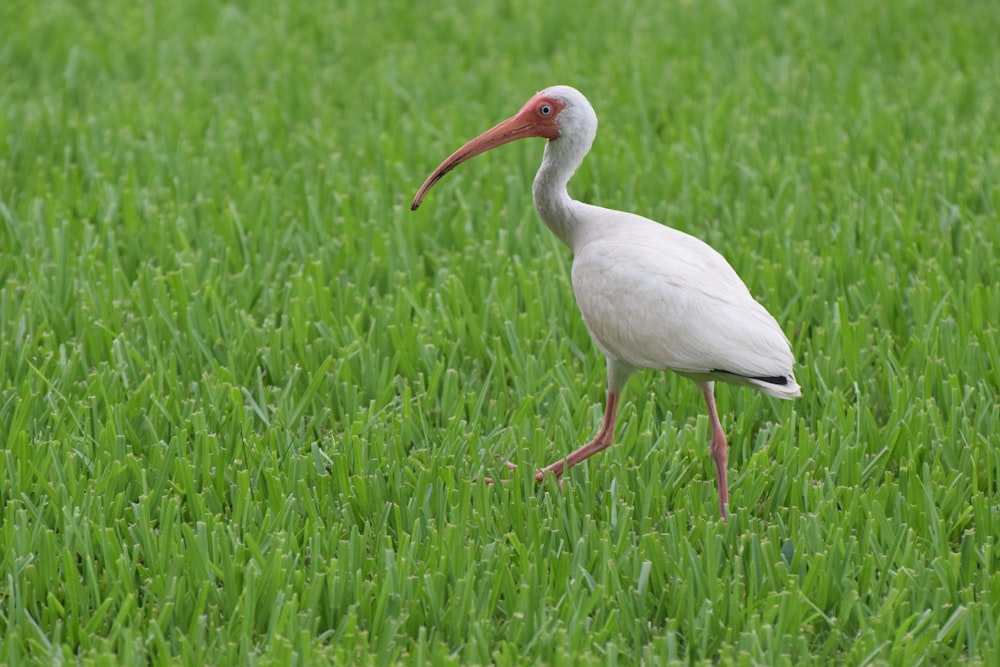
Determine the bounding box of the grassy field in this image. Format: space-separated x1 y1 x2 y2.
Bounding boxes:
2 0 999 663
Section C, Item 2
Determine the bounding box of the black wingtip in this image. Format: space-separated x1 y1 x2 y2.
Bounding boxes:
711 370 789 385
750 374 789 385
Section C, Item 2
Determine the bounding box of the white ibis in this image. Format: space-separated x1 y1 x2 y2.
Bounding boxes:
411 86 800 519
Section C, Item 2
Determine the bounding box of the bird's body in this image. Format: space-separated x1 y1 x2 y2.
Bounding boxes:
566 203 799 398
412 85 800 519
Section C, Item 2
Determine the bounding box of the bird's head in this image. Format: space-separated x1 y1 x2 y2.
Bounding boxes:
411 85 597 210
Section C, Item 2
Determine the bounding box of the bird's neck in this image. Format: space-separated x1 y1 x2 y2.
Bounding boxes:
532 141 584 249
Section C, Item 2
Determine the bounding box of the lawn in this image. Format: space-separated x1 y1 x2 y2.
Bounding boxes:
1 0 998 664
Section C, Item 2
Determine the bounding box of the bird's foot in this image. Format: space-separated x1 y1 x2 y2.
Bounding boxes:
482 458 562 489
482 459 518 485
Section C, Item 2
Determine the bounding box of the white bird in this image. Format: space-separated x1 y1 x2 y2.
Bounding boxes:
411 85 800 520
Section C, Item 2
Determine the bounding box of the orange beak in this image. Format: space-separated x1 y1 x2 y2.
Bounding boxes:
411 97 562 210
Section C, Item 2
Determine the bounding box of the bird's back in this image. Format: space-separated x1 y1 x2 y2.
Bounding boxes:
569 204 800 398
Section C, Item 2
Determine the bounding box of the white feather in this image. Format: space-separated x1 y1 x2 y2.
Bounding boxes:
570 204 800 398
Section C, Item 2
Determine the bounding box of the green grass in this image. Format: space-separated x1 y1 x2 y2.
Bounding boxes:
2 0 999 663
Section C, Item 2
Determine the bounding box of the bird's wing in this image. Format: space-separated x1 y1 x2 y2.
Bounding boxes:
571 222 795 381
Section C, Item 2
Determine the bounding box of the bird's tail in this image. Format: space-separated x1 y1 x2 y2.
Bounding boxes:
746 374 802 400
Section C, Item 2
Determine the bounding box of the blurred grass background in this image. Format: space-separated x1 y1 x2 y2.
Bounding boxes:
1 0 998 663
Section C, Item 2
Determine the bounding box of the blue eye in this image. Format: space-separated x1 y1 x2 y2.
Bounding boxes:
539 104 552 116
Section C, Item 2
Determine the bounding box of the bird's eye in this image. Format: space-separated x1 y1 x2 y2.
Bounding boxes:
539 104 552 116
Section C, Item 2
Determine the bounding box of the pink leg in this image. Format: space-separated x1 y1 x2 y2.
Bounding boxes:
535 392 619 482
483 392 620 484
701 383 729 521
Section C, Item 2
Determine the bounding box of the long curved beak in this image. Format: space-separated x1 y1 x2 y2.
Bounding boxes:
411 113 552 210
